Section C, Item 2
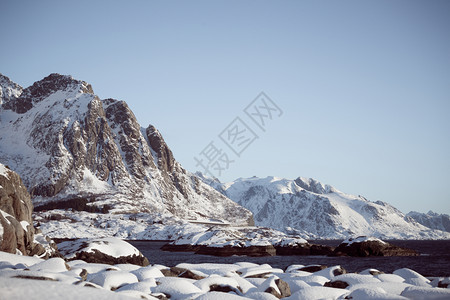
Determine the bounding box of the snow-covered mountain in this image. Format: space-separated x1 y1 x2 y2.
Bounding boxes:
198 174 450 239
0 74 22 106
0 73 253 226
406 211 450 233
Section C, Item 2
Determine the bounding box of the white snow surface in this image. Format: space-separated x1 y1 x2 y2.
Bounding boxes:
58 237 141 259
203 175 450 240
1 251 448 300
0 163 9 178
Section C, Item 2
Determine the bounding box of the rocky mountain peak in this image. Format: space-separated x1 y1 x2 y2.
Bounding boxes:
0 73 23 106
3 73 93 114
0 73 253 226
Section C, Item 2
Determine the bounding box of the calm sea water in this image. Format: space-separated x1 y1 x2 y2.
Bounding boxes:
128 240 450 277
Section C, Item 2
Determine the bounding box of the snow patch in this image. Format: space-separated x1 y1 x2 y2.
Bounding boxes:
0 164 9 178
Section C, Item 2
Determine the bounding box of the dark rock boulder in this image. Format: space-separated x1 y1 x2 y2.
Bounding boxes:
209 284 242 294
299 265 327 273
262 278 291 298
0 164 58 257
161 266 205 280
324 280 349 289
332 236 419 257
275 278 291 298
69 249 149 266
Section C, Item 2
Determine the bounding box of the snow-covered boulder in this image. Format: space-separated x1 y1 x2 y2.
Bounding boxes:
332 236 418 257
58 237 149 266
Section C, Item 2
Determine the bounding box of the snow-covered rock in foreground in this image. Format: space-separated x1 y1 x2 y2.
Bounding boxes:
0 73 253 226
200 175 450 239
1 251 450 300
58 237 149 266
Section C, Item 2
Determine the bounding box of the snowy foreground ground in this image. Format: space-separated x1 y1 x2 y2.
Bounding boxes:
1 251 450 300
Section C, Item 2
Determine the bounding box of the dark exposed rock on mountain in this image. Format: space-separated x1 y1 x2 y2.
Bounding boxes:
406 211 450 233
161 266 206 280
0 73 253 225
332 236 418 257
0 164 58 257
324 280 349 289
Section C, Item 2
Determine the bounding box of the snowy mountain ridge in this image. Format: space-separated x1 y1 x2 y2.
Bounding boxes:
0 73 253 226
199 174 450 239
406 211 450 233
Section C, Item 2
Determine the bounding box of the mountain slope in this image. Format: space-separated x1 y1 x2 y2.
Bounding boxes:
406 211 450 233
199 174 450 239
0 73 253 226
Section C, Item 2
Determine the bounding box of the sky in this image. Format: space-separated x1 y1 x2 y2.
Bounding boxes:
1 0 449 215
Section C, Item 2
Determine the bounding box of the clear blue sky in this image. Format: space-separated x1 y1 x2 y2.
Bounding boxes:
1 0 449 214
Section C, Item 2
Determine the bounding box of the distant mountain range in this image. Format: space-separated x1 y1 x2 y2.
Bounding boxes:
197 173 450 239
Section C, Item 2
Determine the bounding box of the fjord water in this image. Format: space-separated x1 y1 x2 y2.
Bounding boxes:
129 240 450 277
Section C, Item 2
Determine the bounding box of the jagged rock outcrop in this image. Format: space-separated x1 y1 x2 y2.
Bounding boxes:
0 73 22 107
200 175 450 239
0 73 253 226
0 164 57 257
